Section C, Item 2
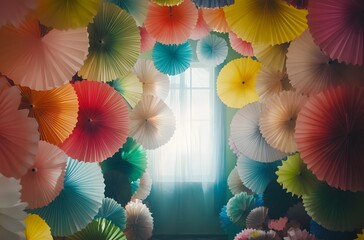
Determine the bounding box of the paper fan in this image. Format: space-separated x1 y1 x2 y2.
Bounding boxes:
59 81 129 163
124 200 154 240
196 34 228 66
107 72 143 109
152 41 193 76
0 174 27 240
0 0 36 27
259 91 308 153
295 86 364 192
0 86 39 179
230 102 287 163
132 171 152 200
190 9 210 41
285 227 316 240
100 137 147 182
151 0 184 6
307 0 364 65
79 2 140 82
139 27 156 53
303 183 364 231
132 59 170 100
245 207 268 229
224 0 308 45
129 95 176 149
103 171 132 207
286 30 350 95
108 0 148 26
0 17 89 90
219 205 241 236
268 217 288 231
192 0 234 8
310 220 357 240
217 58 261 108
34 0 100 29
226 192 257 227
23 214 52 240
237 155 282 194
286 203 311 230
356 230 364 240
18 83 79 145
276 153 319 197
28 158 105 237
263 180 300 220
255 68 293 103
228 135 242 157
20 141 67 209
234 229 255 240
228 32 254 57
144 0 198 44
67 218 126 240
228 167 253 195
202 8 230 33
95 198 126 231
253 43 290 73
284 0 308 9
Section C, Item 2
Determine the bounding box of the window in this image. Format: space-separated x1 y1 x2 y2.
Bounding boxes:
147 63 219 182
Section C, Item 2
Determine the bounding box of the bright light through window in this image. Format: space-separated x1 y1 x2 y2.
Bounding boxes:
147 64 217 183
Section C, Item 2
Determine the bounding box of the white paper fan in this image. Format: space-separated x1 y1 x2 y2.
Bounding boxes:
124 199 153 240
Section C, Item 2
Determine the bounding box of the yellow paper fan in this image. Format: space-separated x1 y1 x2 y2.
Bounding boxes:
217 58 261 108
24 214 52 240
224 0 307 45
151 0 184 6
253 43 290 72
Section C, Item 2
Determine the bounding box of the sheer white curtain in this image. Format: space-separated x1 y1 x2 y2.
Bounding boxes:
147 63 226 235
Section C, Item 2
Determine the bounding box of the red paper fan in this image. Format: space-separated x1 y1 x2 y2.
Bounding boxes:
139 26 156 53
190 9 210 41
144 0 198 44
295 86 364 192
59 81 129 162
228 32 254 57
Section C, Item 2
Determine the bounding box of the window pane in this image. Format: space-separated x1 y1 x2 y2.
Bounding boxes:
191 68 210 88
192 89 210 121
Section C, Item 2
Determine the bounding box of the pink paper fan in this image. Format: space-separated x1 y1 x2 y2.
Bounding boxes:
144 0 198 44
0 86 39 179
0 16 89 90
0 0 36 27
229 32 254 57
190 9 211 41
139 26 156 53
202 8 230 33
308 0 364 65
59 81 129 162
20 141 67 209
295 86 364 192
268 217 288 231
234 229 255 240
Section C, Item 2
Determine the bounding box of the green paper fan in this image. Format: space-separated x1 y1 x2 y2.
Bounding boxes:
108 72 143 109
276 153 320 197
103 171 132 207
67 218 126 240
100 137 147 182
95 198 126 231
79 2 140 82
108 0 148 26
151 0 184 6
302 183 364 232
226 192 257 228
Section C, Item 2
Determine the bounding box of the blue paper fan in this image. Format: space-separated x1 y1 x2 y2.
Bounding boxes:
196 34 228 66
192 0 235 8
95 198 126 231
237 155 282 194
152 42 192 76
28 158 105 237
219 205 242 235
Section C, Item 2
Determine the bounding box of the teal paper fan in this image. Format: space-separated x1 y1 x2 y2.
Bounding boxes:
107 0 148 26
226 192 257 228
28 158 105 237
237 155 282 194
152 42 192 76
196 34 228 66
100 137 147 182
67 218 126 240
303 183 364 231
95 198 126 231
219 205 241 236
